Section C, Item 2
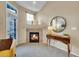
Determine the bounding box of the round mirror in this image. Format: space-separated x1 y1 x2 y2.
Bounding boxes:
50 16 66 32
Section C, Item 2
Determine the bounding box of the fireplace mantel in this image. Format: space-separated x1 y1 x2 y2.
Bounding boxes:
26 24 46 29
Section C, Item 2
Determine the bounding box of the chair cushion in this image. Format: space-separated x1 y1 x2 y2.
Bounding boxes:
0 49 12 57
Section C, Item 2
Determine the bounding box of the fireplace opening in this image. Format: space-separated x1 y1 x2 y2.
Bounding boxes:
29 32 39 43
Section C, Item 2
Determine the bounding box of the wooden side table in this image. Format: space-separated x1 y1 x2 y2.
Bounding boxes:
46 34 70 57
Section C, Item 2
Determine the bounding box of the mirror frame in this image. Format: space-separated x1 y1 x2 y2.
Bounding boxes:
50 16 66 32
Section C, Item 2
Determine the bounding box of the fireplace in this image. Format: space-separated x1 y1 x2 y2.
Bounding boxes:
29 32 39 43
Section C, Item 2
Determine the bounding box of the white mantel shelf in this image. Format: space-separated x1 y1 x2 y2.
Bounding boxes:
26 24 47 29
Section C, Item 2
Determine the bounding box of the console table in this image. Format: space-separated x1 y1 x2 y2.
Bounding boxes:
46 34 70 57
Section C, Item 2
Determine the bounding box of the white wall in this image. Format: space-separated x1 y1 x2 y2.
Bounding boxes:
36 1 79 56
0 2 6 39
17 5 26 45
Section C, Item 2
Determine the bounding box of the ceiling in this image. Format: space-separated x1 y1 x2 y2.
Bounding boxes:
16 1 47 12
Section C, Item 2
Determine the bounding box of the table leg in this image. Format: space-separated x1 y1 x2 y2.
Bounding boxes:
68 44 70 57
47 38 48 45
47 38 50 46
48 39 50 46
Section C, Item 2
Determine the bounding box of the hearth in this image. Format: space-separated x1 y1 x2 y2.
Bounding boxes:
29 32 39 43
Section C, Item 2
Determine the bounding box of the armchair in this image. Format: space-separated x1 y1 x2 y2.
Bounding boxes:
0 38 15 57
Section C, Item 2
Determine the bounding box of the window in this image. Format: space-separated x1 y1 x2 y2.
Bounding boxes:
7 3 17 14
6 3 17 39
8 15 16 39
26 13 34 25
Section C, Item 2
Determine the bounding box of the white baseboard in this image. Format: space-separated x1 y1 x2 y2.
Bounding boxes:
71 46 79 57
49 40 79 57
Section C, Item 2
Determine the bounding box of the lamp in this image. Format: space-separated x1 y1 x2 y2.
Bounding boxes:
47 26 54 35
48 26 53 31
